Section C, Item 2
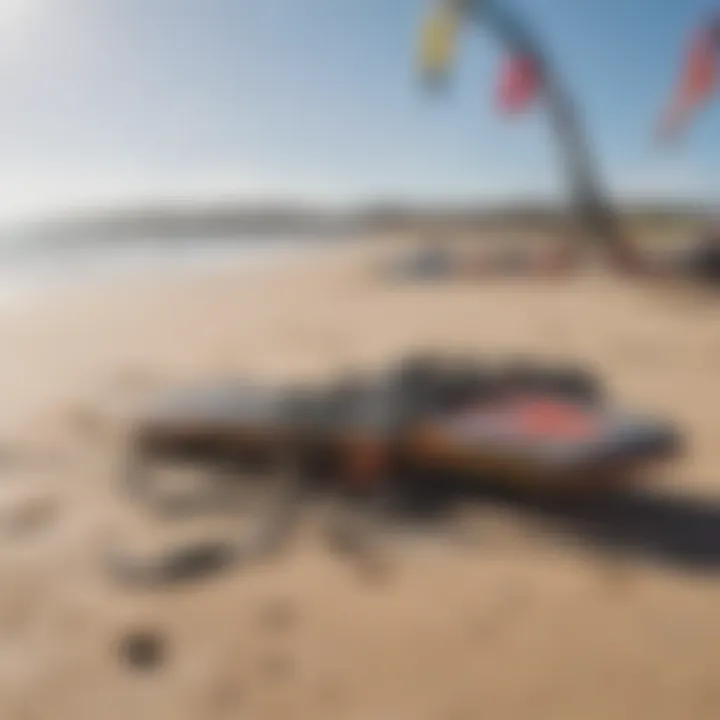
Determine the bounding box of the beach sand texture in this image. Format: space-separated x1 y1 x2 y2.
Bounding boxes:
0 239 719 720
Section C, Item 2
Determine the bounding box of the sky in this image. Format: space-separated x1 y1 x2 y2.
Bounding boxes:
1 0 719 222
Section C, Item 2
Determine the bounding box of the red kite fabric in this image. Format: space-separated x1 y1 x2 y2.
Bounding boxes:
496 53 542 114
658 20 720 141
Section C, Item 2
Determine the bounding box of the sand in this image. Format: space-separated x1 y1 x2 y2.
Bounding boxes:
0 237 719 720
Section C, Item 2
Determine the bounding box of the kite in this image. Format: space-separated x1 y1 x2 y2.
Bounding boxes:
496 52 541 114
658 16 720 141
414 0 641 270
418 0 463 87
417 0 542 115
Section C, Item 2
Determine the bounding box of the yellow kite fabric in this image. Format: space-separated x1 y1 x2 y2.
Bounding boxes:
418 3 462 84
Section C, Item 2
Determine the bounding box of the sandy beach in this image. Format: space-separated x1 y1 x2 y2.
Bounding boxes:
1 237 719 720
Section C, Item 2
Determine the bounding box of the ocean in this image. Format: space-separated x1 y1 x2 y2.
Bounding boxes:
0 234 344 305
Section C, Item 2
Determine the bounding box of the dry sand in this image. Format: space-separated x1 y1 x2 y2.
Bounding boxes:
0 238 719 720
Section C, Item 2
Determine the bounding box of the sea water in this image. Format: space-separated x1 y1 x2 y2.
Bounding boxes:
0 233 344 307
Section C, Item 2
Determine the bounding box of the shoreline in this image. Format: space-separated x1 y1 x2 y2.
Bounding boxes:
0 234 361 311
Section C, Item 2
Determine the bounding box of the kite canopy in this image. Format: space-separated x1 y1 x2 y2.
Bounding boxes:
417 1 464 87
417 0 542 114
658 15 720 141
496 53 541 114
413 0 641 270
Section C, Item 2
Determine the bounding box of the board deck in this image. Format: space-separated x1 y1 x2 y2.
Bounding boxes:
133 380 680 489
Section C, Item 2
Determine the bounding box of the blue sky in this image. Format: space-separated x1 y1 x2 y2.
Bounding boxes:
1 0 719 221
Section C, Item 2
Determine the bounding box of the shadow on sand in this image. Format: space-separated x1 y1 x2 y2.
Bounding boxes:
109 466 720 589
388 475 720 573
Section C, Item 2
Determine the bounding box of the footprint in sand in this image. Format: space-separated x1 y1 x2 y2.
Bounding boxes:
257 651 295 683
0 443 64 474
201 672 244 718
117 629 167 673
467 583 530 645
0 493 60 541
63 404 112 441
315 677 349 713
256 597 300 636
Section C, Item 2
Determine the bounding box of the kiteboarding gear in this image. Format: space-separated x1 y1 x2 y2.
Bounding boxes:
109 353 681 586
496 53 541 114
418 0 463 88
658 17 720 141
416 0 644 274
